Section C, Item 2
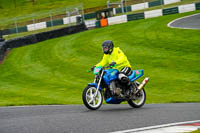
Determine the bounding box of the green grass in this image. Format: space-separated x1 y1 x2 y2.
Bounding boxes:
0 11 200 106
191 130 200 133
0 0 119 20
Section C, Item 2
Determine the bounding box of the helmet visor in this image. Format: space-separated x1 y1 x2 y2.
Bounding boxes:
103 46 109 53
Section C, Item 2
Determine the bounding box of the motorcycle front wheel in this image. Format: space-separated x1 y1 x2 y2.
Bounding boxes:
82 86 103 110
128 89 146 108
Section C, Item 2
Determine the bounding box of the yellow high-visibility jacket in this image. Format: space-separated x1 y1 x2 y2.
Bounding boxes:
96 47 131 70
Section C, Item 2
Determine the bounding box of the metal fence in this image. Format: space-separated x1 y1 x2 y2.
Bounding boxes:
109 0 200 14
0 4 84 39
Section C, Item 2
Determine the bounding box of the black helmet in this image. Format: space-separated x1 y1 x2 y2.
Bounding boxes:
102 40 114 54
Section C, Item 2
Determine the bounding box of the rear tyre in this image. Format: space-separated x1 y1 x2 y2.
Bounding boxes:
128 89 146 108
82 86 103 110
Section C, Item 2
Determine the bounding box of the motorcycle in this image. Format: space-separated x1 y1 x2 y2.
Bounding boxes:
82 65 149 110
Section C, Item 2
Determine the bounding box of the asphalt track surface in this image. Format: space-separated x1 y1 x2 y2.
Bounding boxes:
168 13 200 29
0 103 200 133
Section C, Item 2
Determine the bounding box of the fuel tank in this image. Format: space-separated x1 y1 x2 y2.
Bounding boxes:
103 69 119 85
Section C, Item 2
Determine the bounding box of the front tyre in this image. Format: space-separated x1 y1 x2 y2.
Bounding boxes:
128 89 146 108
82 86 103 110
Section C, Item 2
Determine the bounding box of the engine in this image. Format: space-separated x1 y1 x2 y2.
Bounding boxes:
109 81 120 96
109 79 136 99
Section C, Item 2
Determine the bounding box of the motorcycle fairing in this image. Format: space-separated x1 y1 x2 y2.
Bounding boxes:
106 96 123 104
88 83 103 91
103 69 119 86
129 69 144 82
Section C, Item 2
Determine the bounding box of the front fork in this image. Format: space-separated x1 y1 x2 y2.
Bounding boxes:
94 69 105 97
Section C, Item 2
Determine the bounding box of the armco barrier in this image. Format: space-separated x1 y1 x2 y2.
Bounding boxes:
84 13 96 20
149 0 163 7
47 19 64 27
85 20 96 28
127 13 145 21
178 4 196 13
63 15 81 24
9 28 18 34
145 9 163 18
0 42 6 61
116 7 132 14
108 15 127 25
116 8 123 14
17 26 28 33
131 2 149 11
163 0 180 5
163 7 179 15
196 2 200 10
125 6 132 12
2 26 28 35
27 22 47 31
113 8 116 15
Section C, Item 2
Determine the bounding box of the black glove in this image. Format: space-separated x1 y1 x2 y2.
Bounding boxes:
109 62 116 67
91 66 96 71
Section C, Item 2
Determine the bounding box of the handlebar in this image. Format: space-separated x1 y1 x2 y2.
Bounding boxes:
87 64 116 73
101 64 116 69
104 65 112 69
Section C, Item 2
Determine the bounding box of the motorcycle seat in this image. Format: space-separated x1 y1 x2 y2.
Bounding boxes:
128 69 144 81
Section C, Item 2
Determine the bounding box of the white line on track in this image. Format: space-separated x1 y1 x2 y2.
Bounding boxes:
110 120 200 133
0 104 82 109
167 13 200 30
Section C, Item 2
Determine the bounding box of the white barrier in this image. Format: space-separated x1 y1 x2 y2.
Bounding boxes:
27 22 47 31
163 0 180 5
131 2 149 11
85 20 96 28
108 15 127 25
27 24 35 31
113 8 116 15
144 9 163 19
63 15 81 24
178 4 196 13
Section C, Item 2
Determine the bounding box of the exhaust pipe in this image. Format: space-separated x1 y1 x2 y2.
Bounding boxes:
137 77 149 92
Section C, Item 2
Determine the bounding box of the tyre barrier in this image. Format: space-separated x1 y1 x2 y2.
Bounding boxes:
0 42 7 61
0 23 87 61
0 38 5 42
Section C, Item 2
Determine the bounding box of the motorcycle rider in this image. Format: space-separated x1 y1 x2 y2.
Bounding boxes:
93 40 133 94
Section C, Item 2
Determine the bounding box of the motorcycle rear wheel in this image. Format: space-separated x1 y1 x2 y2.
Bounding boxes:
82 86 103 110
128 89 146 108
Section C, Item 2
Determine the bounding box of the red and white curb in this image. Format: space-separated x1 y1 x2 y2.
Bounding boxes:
110 120 200 133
